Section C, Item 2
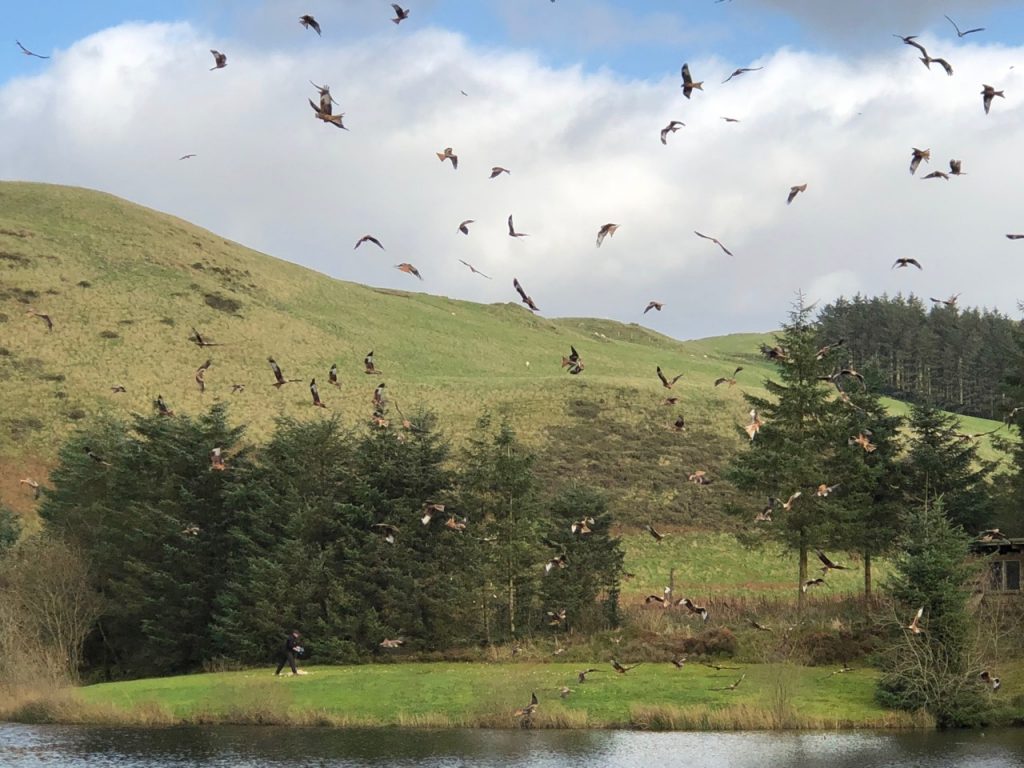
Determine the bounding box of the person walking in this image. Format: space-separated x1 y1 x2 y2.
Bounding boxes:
274 629 304 676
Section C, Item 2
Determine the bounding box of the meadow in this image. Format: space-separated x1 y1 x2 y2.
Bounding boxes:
1 182 1010 527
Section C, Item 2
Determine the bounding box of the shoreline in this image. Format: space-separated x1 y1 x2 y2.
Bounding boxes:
0 661 948 732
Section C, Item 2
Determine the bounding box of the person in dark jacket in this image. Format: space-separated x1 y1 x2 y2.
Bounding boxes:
274 630 303 676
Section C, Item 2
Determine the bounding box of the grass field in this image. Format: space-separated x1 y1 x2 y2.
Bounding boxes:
0 182 1012 526
44 661 955 729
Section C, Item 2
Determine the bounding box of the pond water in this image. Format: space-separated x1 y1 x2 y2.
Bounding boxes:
1 723 1023 767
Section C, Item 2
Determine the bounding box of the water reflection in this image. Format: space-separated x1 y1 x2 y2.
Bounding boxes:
1 724 1023 768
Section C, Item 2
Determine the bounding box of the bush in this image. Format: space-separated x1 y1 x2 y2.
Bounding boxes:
679 627 737 657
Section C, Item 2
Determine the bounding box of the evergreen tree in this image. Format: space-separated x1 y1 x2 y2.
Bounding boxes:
458 417 544 643
538 485 624 632
901 403 996 534
0 506 20 556
728 299 855 604
876 501 989 728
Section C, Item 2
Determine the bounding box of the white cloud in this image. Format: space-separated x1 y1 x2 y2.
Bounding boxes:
1 21 1022 339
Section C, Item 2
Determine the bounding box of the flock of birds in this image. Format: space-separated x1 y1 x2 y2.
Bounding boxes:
12 5 1014 713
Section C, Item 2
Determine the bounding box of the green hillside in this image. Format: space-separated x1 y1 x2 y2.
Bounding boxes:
0 182 1010 527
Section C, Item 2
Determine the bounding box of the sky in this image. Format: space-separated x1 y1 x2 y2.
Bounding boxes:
3 0 1024 339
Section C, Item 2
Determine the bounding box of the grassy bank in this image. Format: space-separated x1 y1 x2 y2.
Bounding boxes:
1 662 949 730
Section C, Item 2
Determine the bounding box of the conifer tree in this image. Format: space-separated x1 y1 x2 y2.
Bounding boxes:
728 298 857 604
901 403 996 534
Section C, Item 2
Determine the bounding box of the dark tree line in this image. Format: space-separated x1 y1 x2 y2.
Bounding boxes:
38 406 623 679
816 294 1018 419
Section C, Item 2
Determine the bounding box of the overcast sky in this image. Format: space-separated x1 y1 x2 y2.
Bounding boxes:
3 1 1024 338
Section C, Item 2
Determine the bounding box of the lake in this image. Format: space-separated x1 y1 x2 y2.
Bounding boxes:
2 723 1023 767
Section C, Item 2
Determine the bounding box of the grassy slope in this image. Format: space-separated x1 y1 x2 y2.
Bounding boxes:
71 661 947 729
0 182 1011 532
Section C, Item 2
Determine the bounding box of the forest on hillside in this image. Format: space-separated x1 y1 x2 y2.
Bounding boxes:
816 294 1018 420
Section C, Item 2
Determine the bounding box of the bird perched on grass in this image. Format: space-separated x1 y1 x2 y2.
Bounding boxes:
194 359 211 393
364 351 382 375
310 378 327 408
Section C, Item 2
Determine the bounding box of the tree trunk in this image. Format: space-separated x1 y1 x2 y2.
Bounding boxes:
508 574 515 639
798 532 808 610
864 552 873 599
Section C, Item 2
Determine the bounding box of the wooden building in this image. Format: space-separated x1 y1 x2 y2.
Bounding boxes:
970 532 1023 594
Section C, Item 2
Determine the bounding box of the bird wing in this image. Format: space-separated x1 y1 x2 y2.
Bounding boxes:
817 551 837 569
681 63 692 85
657 366 668 386
514 278 528 301
508 215 515 235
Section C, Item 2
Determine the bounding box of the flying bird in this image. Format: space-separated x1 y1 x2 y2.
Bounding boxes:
721 116 740 123
688 470 712 485
714 366 743 387
922 170 949 180
457 219 474 235
458 259 491 279
645 586 673 607
380 636 405 648
310 378 327 408
544 554 568 574
110 385 127 394
19 478 40 499
210 447 227 471
678 598 709 622
907 607 924 635
610 659 641 674
945 15 984 38
513 692 538 718
909 148 930 175
930 294 960 308
298 14 321 35
979 670 1001 691
802 578 827 593
436 147 458 169
209 50 227 70
645 523 667 542
849 432 877 452
922 56 953 76
596 223 619 247
26 308 52 331
680 63 703 98
949 159 965 176
817 550 849 574
722 66 763 83
507 214 529 238
420 502 444 526
815 483 840 497
513 278 539 311
656 366 683 389
189 327 224 348
571 517 595 535
562 345 584 375
694 231 733 257
355 235 384 250
893 35 929 59
309 98 347 129
395 263 423 280
372 524 400 545
981 84 1004 114
391 4 410 24
892 258 922 270
154 394 175 417
660 120 685 144
84 446 111 466
577 669 600 683
489 166 510 178
268 357 300 388
711 674 746 692
1006 234 1024 240
787 184 807 204
644 301 664 314
671 415 686 432
16 41 49 59
179 154 197 160
194 359 212 392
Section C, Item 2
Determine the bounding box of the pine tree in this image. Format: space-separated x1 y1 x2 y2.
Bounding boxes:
728 298 857 604
0 506 20 556
876 501 989 728
901 403 996 534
